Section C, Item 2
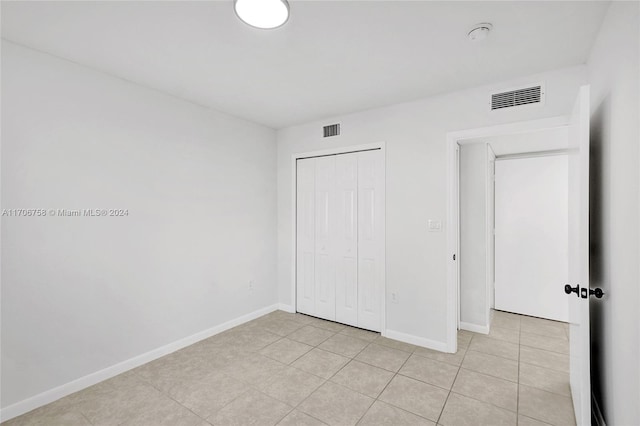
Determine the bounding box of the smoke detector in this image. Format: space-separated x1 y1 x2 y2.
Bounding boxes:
468 23 493 42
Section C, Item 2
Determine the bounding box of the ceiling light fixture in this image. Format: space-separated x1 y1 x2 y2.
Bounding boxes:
234 0 290 29
468 23 493 42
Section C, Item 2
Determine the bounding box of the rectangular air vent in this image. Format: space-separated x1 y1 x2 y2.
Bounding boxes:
323 123 340 138
491 85 544 111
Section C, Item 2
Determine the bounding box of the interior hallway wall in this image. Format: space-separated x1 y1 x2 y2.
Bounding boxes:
586 2 640 424
459 143 488 330
277 65 587 348
1 42 278 409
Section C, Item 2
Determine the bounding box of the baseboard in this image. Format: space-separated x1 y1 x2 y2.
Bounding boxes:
0 304 279 423
460 321 489 334
278 303 296 313
384 329 448 352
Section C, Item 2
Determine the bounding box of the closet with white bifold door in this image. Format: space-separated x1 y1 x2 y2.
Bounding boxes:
296 149 384 332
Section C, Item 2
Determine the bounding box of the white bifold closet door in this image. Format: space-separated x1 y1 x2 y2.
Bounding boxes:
296 150 383 332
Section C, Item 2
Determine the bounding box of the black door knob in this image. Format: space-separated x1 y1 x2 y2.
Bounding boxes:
589 288 605 299
564 284 579 296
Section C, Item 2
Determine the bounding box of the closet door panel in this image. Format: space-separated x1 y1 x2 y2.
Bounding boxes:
357 150 383 332
314 156 336 321
335 153 358 327
296 158 316 315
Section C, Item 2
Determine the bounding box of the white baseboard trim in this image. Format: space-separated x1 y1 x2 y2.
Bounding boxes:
0 304 279 423
277 304 296 313
384 329 448 353
460 321 489 334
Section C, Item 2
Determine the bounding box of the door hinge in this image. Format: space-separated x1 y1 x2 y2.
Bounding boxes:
453 254 456 261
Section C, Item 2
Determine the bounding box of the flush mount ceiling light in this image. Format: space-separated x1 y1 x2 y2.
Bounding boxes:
468 23 493 42
234 0 289 29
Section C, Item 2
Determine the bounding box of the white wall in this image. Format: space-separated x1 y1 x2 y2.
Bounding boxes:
459 143 488 330
1 42 277 410
277 65 587 347
586 2 640 424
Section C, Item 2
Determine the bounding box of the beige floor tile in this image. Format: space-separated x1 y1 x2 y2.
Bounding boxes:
168 372 249 418
75 383 175 426
2 403 91 426
520 333 569 355
457 333 472 349
519 363 571 397
288 326 336 346
260 338 314 364
119 398 207 426
355 343 411 372
399 354 459 390
521 319 567 340
292 348 350 379
373 336 417 353
520 346 569 373
518 385 576 426
413 346 466 367
460 350 518 382
257 366 325 406
209 389 292 426
318 333 370 358
491 315 521 331
330 360 394 398
487 326 520 344
493 310 522 321
468 336 519 360
298 382 373 426
219 328 283 352
339 326 379 342
518 415 553 426
452 369 518 412
439 393 517 426
221 353 287 385
303 316 348 332
358 401 435 426
255 317 307 337
134 352 217 392
379 375 448 422
277 410 327 426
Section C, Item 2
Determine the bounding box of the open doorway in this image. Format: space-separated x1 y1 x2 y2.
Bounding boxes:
446 117 571 349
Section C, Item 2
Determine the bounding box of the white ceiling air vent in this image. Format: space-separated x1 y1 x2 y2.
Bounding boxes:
323 123 340 138
491 84 545 111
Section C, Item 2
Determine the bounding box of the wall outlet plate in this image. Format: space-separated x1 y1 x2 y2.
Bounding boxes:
428 220 443 232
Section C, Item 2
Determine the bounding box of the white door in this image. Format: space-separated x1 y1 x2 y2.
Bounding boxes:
296 158 316 315
357 150 384 332
295 149 384 332
567 85 591 425
335 153 359 326
494 155 569 322
314 156 336 321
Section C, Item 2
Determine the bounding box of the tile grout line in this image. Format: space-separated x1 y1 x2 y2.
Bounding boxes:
435 334 470 425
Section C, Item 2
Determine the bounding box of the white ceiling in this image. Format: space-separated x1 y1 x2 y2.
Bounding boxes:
1 1 609 129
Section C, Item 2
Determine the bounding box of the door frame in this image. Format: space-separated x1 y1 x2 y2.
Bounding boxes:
290 142 386 333
445 116 569 353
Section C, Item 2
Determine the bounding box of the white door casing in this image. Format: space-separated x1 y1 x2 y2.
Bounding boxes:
568 85 591 426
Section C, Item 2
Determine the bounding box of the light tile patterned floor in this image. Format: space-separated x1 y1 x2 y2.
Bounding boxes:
3 310 575 426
